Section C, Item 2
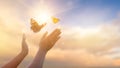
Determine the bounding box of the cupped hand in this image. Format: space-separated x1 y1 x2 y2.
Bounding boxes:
21 34 28 55
39 29 61 52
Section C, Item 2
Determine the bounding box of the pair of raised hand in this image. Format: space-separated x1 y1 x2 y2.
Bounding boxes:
2 27 61 68
22 28 61 53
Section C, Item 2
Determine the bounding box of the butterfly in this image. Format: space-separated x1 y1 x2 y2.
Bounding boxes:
51 17 60 24
30 18 46 33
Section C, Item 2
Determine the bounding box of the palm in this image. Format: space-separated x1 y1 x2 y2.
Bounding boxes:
40 29 61 52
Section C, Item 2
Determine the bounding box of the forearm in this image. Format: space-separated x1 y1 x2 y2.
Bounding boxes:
28 49 47 68
2 51 27 68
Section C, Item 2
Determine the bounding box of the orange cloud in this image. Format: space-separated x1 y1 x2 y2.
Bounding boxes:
44 49 113 68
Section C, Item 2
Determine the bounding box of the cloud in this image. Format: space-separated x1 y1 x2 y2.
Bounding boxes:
0 0 120 68
43 49 114 68
55 23 120 54
113 59 120 66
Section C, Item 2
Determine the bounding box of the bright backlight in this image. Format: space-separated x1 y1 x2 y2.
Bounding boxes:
34 11 51 24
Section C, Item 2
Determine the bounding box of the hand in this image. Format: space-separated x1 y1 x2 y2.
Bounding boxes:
1 34 29 68
21 34 28 55
39 29 61 52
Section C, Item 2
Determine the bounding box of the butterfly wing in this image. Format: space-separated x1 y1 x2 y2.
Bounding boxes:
52 17 60 24
30 18 46 33
30 18 40 32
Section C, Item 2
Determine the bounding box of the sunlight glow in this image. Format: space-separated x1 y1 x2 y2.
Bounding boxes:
34 11 52 24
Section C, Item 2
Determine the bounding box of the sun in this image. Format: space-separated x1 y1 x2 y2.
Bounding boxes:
31 4 53 24
34 11 52 24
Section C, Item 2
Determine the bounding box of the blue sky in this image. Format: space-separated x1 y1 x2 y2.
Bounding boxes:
56 0 120 26
4 0 120 27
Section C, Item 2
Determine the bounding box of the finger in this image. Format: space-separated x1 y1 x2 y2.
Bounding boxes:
50 30 61 40
48 29 60 38
54 36 61 43
51 36 61 46
22 34 26 46
22 34 26 41
41 31 48 40
52 30 61 39
50 29 60 36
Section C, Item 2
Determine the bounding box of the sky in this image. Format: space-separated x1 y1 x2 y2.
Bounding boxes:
0 0 120 68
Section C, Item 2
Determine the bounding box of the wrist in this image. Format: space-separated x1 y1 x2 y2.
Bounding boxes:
21 50 28 56
38 48 47 54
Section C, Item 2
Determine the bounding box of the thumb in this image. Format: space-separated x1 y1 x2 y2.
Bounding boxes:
22 33 26 43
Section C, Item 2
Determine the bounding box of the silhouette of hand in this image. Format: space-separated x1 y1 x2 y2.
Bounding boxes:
21 34 28 55
39 29 61 52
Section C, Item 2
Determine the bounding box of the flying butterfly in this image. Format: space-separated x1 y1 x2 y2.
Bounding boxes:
51 17 60 24
30 18 46 33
